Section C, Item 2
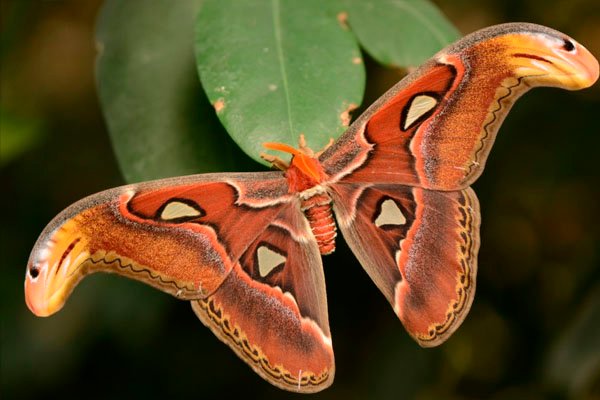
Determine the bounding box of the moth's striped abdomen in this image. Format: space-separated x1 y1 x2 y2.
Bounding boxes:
301 192 336 255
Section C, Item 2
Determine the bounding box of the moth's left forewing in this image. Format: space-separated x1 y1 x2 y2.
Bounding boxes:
25 172 292 316
330 183 480 346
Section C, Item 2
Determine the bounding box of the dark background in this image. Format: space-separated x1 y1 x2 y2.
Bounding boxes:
2 1 599 399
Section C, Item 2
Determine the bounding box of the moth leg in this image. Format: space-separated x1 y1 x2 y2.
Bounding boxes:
297 134 315 157
261 153 289 171
298 133 307 150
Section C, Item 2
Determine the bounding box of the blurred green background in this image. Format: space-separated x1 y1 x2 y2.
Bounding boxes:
1 0 599 399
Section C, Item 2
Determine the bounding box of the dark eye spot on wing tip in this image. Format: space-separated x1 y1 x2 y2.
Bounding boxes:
563 38 575 52
29 265 40 278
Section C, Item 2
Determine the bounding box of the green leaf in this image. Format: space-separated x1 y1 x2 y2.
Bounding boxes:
97 0 238 183
341 0 460 67
195 0 365 164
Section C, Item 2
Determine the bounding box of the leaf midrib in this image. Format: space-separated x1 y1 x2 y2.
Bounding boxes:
271 0 295 141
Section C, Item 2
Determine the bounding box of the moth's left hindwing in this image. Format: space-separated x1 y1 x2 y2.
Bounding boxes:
26 173 287 306
192 204 334 393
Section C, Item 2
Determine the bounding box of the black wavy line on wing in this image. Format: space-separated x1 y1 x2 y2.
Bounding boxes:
466 75 525 177
72 256 201 297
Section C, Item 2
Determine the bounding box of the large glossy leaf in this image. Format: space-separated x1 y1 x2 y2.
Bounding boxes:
97 0 238 183
341 0 460 67
195 0 365 164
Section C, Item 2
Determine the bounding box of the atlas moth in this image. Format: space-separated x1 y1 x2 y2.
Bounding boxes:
25 23 598 392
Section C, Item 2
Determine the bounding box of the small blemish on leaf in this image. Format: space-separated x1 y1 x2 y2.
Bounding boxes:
340 103 358 127
337 12 349 30
268 84 277 91
352 57 362 65
214 99 225 113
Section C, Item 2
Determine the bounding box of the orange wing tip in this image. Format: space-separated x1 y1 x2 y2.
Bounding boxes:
25 219 92 317
496 32 599 90
25 265 58 317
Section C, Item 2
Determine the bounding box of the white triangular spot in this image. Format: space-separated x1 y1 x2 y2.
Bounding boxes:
403 94 438 130
257 246 286 277
160 201 202 220
375 199 406 227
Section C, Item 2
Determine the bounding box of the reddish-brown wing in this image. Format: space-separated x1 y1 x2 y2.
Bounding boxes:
320 23 598 190
330 183 480 346
24 172 333 392
322 22 597 347
25 173 290 308
192 204 333 393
